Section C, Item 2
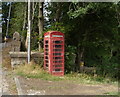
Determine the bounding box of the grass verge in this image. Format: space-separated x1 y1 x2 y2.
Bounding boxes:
14 62 63 81
14 63 118 85
104 91 119 95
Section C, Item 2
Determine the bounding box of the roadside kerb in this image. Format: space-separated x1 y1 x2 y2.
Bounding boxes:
14 76 24 96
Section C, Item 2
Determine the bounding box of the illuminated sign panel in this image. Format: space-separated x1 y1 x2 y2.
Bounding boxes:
52 35 63 37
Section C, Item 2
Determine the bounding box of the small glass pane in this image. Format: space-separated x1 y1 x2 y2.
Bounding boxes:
54 69 61 72
53 57 62 59
54 65 62 67
53 49 62 51
53 53 61 56
45 60 48 63
45 56 48 59
53 41 62 44
45 52 48 55
53 61 62 63
55 45 62 48
45 40 48 44
45 45 48 48
46 64 48 67
45 49 48 51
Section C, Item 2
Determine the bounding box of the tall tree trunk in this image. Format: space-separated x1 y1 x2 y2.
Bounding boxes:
55 3 62 22
75 46 84 72
75 33 85 72
21 4 27 51
38 2 44 51
23 6 27 32
25 3 28 50
31 2 37 24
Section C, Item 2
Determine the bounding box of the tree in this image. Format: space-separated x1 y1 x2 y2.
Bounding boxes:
38 2 44 51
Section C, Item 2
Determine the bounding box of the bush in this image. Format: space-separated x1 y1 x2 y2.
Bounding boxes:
65 45 76 73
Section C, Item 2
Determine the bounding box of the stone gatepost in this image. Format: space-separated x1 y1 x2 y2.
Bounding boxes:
2 32 21 67
12 32 21 52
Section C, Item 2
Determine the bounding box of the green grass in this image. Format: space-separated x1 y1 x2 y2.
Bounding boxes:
65 73 118 85
17 71 63 81
14 63 118 85
14 63 63 81
104 91 119 95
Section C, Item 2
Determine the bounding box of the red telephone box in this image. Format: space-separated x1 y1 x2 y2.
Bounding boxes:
44 31 64 76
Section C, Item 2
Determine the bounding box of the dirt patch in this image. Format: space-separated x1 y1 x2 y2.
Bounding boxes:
1 43 15 95
2 44 12 69
3 68 18 95
18 76 118 95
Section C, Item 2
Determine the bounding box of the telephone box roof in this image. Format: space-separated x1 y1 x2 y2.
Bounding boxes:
44 31 64 35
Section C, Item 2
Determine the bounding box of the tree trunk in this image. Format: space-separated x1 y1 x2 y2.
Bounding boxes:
22 4 27 51
75 46 84 72
23 3 27 32
76 30 87 72
25 3 28 50
38 2 44 51
55 3 62 22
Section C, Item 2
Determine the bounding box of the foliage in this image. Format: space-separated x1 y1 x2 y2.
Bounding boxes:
2 2 10 37
67 2 119 78
65 45 76 73
2 2 41 50
9 3 26 34
45 22 65 33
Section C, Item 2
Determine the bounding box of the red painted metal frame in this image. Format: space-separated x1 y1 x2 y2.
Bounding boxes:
44 31 64 76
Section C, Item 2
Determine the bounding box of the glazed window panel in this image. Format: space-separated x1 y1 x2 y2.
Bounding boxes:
45 40 48 44
53 53 61 56
53 40 63 44
53 49 62 51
